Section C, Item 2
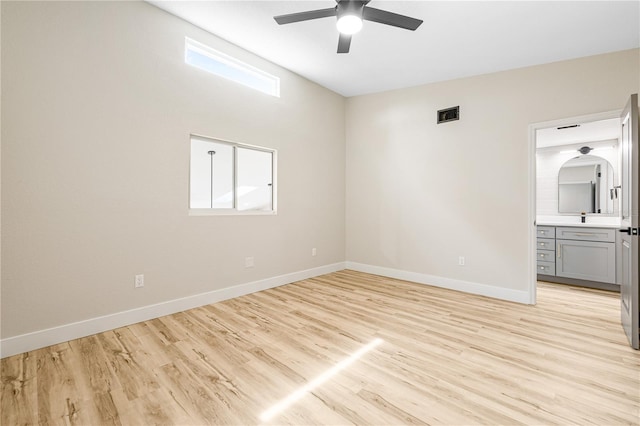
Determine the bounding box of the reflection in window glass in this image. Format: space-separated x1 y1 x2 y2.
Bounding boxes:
190 138 233 209
237 148 273 211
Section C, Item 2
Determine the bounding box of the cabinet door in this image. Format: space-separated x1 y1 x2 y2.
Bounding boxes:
556 240 616 284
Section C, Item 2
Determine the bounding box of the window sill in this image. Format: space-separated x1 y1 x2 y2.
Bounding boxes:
189 209 277 216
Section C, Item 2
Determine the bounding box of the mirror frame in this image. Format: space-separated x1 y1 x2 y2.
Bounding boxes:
557 154 616 215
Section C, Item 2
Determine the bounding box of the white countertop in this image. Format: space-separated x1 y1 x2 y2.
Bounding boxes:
537 215 621 229
537 222 621 229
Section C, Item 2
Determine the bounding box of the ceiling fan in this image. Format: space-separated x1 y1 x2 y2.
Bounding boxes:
273 0 423 54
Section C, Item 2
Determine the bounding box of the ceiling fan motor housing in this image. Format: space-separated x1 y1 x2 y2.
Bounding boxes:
337 1 366 19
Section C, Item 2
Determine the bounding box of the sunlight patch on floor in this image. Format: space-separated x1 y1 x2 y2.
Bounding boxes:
259 338 384 422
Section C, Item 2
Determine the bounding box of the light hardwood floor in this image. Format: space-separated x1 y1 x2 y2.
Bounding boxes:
2 270 639 425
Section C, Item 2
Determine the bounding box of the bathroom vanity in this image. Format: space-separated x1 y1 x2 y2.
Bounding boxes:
536 224 619 291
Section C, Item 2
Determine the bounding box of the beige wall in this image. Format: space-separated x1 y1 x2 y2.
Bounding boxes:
345 49 639 293
1 1 346 338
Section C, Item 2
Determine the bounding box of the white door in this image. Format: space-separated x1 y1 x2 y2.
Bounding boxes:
618 94 639 350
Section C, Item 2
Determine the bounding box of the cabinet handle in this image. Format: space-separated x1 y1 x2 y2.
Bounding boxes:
540 242 546 246
539 266 546 270
557 243 561 259
571 233 598 237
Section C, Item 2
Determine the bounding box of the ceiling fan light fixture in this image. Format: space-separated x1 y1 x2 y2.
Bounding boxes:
336 15 363 34
273 0 423 53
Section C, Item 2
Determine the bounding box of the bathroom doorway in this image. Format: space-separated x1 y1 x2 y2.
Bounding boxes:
528 110 622 305
530 95 640 350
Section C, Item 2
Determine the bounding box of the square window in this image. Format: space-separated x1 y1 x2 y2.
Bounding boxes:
189 136 276 215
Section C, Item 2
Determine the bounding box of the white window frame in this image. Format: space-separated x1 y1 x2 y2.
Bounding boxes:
185 37 280 97
189 134 277 216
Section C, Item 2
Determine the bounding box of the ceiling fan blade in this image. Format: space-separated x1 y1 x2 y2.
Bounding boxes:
362 6 423 30
274 7 337 25
337 33 352 54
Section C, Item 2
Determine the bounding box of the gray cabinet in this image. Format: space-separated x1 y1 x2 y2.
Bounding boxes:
537 225 617 287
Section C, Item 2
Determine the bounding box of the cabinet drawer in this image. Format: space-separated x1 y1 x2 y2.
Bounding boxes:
537 249 555 261
537 261 556 275
537 226 555 238
556 227 615 242
537 238 555 250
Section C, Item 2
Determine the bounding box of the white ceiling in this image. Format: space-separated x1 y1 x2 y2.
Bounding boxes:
536 118 620 148
150 1 640 97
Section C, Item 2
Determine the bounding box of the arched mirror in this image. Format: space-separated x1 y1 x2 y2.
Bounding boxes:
558 154 615 214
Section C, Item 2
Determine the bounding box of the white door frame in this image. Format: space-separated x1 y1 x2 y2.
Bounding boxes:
527 109 622 304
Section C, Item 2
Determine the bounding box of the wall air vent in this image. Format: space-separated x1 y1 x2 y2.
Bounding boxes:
557 124 580 130
437 106 459 124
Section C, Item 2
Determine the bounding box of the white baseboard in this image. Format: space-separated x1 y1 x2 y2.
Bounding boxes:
345 261 532 305
0 262 346 359
1 261 533 358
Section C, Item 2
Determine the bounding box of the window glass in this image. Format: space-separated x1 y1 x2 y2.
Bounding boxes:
185 38 280 97
237 148 273 211
190 138 233 209
189 135 276 214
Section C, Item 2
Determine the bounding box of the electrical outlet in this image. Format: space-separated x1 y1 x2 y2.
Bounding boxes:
245 257 254 268
135 274 144 288
312 248 317 256
458 256 465 266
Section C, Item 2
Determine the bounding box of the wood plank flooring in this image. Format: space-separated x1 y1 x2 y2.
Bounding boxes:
2 270 639 425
